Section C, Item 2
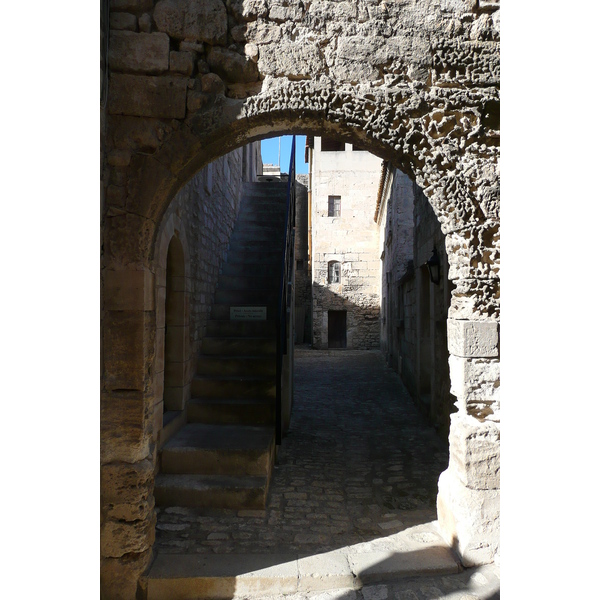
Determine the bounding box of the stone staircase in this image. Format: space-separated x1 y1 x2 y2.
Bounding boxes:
154 181 289 511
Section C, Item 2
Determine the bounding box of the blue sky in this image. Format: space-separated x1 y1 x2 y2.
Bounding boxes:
261 135 308 174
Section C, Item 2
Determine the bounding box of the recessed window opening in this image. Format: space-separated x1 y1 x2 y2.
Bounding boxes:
321 137 346 152
328 261 341 284
328 195 341 217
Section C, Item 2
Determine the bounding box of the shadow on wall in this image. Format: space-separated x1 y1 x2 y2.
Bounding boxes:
311 282 381 350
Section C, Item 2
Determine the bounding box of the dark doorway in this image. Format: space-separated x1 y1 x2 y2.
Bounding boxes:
328 310 347 348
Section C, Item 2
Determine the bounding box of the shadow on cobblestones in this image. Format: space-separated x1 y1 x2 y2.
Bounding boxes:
155 348 450 557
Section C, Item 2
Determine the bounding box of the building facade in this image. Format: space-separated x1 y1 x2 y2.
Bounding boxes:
307 136 383 349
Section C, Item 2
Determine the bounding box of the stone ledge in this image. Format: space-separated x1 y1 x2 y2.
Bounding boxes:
146 523 461 598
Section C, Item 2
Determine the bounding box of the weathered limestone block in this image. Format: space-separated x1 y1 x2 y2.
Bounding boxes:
110 12 138 31
106 495 156 522
101 511 156 557
104 269 155 311
101 548 153 600
432 40 500 86
109 31 170 74
231 21 282 44
479 0 500 10
101 391 153 463
139 12 152 33
107 149 132 167
449 355 500 403
186 90 210 112
447 319 498 358
305 0 358 30
107 184 127 207
269 2 304 21
103 212 158 269
449 278 499 321
108 74 187 118
170 50 195 75
227 0 269 22
180 40 204 53
448 413 500 489
258 42 324 79
437 469 499 567
207 47 259 83
108 115 164 154
110 0 153 12
153 0 227 44
446 223 500 280
103 311 151 390
101 458 154 506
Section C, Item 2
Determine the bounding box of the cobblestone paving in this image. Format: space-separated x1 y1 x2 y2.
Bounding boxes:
153 348 500 598
155 348 451 556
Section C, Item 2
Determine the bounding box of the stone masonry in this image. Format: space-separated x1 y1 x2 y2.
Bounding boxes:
101 0 500 595
310 137 383 349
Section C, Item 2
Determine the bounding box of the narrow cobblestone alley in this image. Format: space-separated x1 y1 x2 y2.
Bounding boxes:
153 348 500 598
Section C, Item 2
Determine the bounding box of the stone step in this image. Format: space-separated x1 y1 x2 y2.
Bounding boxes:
228 239 284 255
220 262 280 278
146 539 462 600
187 397 274 425
153 473 268 510
238 198 287 209
201 336 276 355
206 319 276 338
233 214 287 228
229 229 284 244
217 274 279 291
225 248 282 263
191 375 276 399
223 256 282 270
196 355 275 377
160 424 275 476
213 288 278 306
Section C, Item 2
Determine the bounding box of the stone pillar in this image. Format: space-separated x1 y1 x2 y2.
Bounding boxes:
101 267 157 599
437 318 500 566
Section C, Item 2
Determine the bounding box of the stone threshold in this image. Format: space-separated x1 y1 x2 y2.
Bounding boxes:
145 522 461 599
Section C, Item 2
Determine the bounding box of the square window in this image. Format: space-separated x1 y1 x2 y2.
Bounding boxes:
328 196 341 217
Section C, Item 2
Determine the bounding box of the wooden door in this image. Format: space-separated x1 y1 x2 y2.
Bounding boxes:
328 310 347 348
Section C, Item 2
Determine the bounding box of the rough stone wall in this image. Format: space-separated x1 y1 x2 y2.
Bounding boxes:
379 170 454 440
412 183 454 437
161 146 250 356
101 0 501 591
294 175 311 343
379 168 415 363
310 139 382 349
101 142 257 600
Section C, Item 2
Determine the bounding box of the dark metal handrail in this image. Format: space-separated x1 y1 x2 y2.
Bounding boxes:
275 137 296 445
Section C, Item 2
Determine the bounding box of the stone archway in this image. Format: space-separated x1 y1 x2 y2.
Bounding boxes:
101 1 500 596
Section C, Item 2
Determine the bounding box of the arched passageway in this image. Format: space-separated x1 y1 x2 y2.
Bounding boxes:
101 2 500 596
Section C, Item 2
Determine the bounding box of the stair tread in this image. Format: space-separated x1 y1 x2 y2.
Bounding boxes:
193 374 274 382
155 473 267 489
163 424 274 452
189 397 273 405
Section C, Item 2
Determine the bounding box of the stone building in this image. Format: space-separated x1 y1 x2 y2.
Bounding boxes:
100 1 500 596
377 164 455 439
306 136 383 349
